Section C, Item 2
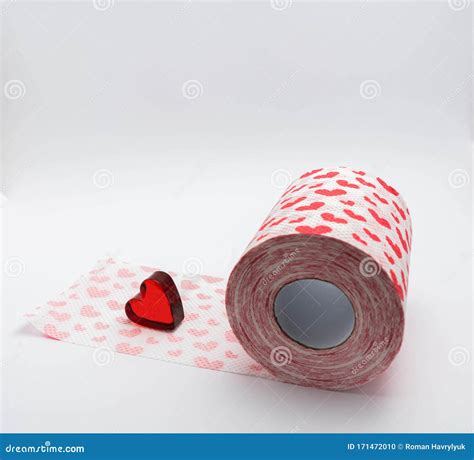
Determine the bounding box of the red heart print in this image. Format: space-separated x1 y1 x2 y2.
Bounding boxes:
314 188 347 196
281 196 306 209
295 225 333 235
295 201 325 212
336 179 359 189
125 271 184 331
321 212 348 224
314 171 339 179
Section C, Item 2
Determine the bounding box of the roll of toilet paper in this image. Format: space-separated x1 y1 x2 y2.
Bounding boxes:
226 167 412 390
28 166 411 391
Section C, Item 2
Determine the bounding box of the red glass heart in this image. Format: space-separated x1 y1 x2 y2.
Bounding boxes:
125 271 184 330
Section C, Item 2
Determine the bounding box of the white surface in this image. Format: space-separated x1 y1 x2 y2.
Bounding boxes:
1 0 472 433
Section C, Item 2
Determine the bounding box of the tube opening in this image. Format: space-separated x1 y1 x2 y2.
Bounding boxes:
273 278 355 349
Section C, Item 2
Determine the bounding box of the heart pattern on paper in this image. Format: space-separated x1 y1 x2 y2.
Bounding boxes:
25 258 272 380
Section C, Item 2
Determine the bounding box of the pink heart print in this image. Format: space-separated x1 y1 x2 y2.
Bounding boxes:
87 287 110 298
107 300 122 311
181 280 199 290
90 275 110 283
193 341 218 352
48 300 67 307
194 357 224 370
80 305 101 317
116 343 143 356
119 327 141 338
168 349 183 357
48 310 71 322
43 324 70 340
117 268 136 278
92 336 106 342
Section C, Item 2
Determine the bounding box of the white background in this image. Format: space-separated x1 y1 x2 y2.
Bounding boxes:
1 0 472 433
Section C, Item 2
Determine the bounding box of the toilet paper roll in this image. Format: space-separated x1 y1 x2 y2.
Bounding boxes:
26 166 411 391
226 167 412 390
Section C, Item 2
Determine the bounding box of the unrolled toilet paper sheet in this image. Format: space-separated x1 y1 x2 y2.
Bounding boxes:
25 258 274 379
